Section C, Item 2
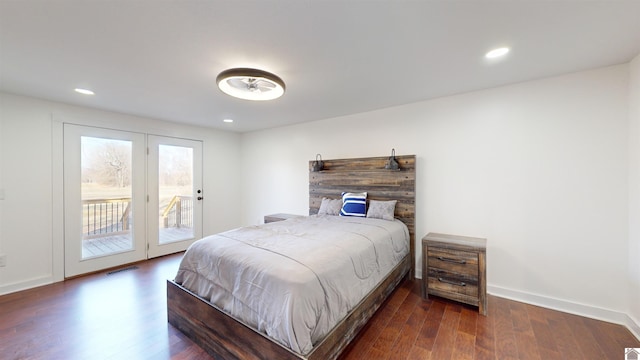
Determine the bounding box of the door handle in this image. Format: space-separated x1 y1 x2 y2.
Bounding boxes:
197 189 202 200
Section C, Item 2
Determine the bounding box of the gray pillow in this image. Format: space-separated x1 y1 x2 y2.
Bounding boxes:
318 197 342 216
366 200 397 221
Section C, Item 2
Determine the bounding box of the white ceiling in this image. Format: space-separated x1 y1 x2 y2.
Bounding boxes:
1 1 640 133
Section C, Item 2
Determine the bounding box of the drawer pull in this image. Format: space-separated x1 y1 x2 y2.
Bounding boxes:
437 256 466 265
438 277 466 287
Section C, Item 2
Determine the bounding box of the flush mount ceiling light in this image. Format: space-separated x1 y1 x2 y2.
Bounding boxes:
216 68 285 101
485 47 510 59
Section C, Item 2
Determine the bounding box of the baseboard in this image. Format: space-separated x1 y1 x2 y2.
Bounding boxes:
488 285 640 341
625 313 640 341
0 275 53 296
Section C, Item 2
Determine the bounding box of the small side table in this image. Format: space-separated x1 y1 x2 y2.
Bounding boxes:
264 213 303 224
422 232 487 315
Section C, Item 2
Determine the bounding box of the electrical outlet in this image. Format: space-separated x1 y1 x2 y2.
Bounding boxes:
0 254 6 267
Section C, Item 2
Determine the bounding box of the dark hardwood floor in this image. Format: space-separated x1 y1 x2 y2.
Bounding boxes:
1 253 638 360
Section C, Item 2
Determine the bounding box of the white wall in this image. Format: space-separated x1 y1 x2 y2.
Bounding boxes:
0 92 242 294
629 53 640 337
241 65 633 328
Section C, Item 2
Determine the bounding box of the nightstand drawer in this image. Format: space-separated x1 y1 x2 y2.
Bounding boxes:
427 269 479 298
426 282 480 307
427 248 478 277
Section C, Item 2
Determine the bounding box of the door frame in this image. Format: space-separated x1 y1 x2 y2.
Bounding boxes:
52 116 206 280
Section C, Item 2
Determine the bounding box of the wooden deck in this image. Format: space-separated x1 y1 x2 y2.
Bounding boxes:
82 227 194 258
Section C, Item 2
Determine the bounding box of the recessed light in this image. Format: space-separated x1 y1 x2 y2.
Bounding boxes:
223 119 234 123
485 47 510 59
75 88 95 95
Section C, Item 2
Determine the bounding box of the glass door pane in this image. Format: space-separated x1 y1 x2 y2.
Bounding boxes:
158 144 194 244
81 136 134 258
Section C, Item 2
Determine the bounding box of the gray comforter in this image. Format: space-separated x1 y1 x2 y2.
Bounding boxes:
174 215 409 355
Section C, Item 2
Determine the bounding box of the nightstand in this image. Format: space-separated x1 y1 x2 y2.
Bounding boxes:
422 232 487 315
263 213 303 223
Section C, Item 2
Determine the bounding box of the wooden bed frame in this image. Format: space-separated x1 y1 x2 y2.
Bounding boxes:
167 154 416 360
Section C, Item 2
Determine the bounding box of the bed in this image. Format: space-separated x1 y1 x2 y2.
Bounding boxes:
167 154 416 360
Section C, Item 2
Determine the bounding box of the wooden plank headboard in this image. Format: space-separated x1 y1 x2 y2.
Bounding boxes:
309 155 416 278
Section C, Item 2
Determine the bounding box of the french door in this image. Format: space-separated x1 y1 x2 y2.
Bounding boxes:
63 124 202 277
147 135 202 258
64 125 146 277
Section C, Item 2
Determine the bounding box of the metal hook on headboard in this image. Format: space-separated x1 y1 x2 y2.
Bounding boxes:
384 149 399 170
311 154 324 172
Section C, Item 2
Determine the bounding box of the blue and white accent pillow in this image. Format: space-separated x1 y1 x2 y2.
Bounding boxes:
340 192 367 217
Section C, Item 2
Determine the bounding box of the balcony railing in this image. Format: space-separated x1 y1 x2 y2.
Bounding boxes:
162 195 193 228
82 195 193 239
82 198 131 239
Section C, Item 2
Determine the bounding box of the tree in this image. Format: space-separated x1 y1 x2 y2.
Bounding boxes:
82 137 131 188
